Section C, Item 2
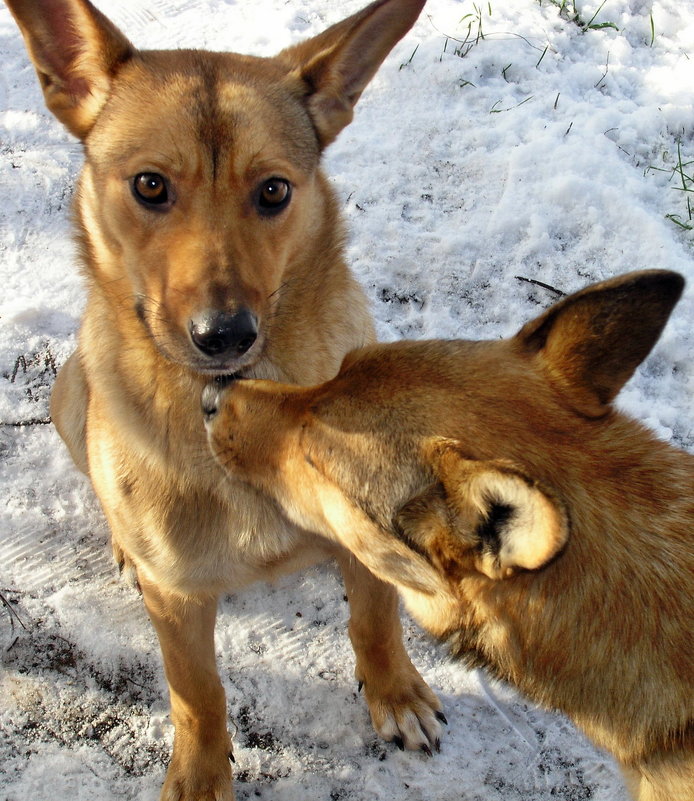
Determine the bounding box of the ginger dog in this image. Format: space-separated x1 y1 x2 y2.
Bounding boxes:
206 270 694 801
5 0 443 798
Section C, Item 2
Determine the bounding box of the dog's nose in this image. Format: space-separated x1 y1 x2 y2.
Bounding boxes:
201 375 241 422
190 309 258 358
201 384 221 420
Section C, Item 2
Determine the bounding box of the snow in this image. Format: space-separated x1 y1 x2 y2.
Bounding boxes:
1 0 692 799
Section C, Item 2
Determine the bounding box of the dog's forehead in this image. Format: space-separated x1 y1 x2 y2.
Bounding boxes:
88 49 319 172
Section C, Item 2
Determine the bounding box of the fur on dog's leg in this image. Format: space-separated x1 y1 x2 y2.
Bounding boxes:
335 551 443 754
50 351 89 475
51 352 141 588
139 578 234 801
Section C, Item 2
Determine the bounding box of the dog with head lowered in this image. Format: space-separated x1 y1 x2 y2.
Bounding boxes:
206 271 694 801
4 0 443 798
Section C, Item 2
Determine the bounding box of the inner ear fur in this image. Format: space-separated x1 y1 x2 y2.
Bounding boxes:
278 0 426 147
399 440 570 581
515 270 684 418
6 0 134 139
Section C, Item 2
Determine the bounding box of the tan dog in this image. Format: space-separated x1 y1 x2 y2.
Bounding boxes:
206 270 694 801
5 0 444 798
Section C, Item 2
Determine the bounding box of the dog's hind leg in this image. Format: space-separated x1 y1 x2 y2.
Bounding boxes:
336 551 444 754
51 350 89 475
138 577 234 801
51 351 136 581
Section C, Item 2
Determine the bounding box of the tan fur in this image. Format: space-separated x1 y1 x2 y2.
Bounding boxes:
4 1 444 798
207 271 694 800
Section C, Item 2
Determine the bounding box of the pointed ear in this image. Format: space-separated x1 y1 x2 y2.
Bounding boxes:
515 270 685 418
5 0 134 139
396 440 569 581
279 0 425 147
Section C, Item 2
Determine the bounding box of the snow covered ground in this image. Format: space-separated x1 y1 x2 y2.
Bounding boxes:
1 0 692 799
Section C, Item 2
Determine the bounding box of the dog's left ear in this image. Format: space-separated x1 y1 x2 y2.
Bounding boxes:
397 440 569 581
279 0 426 147
515 270 684 418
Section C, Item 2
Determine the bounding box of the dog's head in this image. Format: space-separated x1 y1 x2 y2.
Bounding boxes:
205 270 684 605
7 0 425 375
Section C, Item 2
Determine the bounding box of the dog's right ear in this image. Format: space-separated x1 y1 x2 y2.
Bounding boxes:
279 0 426 147
5 0 133 139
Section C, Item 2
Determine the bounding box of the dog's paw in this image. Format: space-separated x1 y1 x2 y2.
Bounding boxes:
161 774 234 801
160 772 234 801
160 746 235 801
358 658 445 754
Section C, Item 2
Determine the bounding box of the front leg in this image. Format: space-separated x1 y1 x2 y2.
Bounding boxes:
336 551 445 754
139 577 234 801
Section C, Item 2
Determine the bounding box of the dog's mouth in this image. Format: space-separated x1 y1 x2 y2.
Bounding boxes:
211 372 244 389
165 334 265 377
192 344 262 376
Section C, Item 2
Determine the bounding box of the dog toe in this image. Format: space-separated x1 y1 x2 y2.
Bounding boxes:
378 704 443 753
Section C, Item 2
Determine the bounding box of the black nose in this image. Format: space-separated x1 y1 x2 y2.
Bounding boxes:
201 375 240 421
190 309 258 358
201 384 221 420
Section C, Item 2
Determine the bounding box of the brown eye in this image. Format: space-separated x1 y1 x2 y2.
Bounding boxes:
256 178 291 215
132 173 170 208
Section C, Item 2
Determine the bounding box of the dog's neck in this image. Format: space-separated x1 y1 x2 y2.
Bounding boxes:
445 413 694 762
